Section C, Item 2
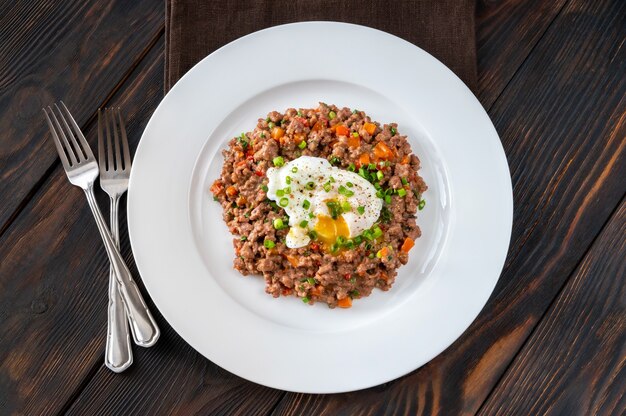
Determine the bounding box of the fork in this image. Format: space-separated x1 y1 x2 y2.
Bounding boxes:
98 108 134 372
43 102 160 356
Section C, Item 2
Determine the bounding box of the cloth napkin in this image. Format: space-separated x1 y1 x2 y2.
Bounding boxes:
165 0 477 92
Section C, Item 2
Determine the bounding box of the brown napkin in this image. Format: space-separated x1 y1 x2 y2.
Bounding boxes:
165 0 477 93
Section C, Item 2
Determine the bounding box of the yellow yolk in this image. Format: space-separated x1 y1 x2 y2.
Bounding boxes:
314 215 350 248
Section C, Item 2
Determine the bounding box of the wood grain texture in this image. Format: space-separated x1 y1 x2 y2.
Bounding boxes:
0 41 165 416
479 200 626 415
476 0 568 107
0 0 163 236
270 0 626 414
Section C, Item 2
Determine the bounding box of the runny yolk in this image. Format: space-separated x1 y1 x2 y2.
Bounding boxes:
314 215 349 249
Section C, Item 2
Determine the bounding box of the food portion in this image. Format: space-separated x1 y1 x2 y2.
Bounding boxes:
211 103 427 308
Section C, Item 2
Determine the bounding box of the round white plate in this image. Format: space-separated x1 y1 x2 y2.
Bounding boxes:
128 22 512 393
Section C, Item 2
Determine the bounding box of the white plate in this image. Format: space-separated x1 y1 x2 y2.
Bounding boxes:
128 22 512 393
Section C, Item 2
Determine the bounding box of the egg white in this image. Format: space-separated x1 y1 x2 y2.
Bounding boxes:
266 156 382 248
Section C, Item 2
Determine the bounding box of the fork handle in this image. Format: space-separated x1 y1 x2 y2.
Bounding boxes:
105 196 133 372
84 186 160 347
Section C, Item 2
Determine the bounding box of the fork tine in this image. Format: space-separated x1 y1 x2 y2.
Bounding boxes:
116 108 131 171
47 106 79 166
98 109 106 171
54 103 85 162
43 107 72 170
110 108 122 171
104 108 114 171
60 101 95 160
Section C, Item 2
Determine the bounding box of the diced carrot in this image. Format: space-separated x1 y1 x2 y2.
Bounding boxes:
236 151 244 159
400 155 410 164
378 246 389 258
401 237 415 253
312 120 325 132
210 181 223 195
347 134 360 147
337 297 352 308
225 186 238 197
281 288 292 296
236 160 246 167
310 285 323 296
271 126 285 140
335 124 349 136
285 255 299 268
358 153 370 167
363 122 376 135
373 141 394 159
236 196 247 206
379 272 389 281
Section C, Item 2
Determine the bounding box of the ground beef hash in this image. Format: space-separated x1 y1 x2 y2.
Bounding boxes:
210 103 427 308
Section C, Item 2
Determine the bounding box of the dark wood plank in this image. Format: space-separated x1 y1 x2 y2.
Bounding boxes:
0 0 163 235
270 0 626 414
479 199 626 415
0 40 166 416
476 0 568 107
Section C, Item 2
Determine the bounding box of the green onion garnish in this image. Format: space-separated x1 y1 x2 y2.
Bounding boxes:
376 171 384 180
285 176 291 184
302 296 310 303
300 220 308 228
307 278 316 285
276 189 284 197
347 163 356 172
261 185 268 192
397 188 407 197
279 198 289 207
357 206 365 215
273 218 284 229
302 199 311 209
291 167 298 173
401 177 408 185
323 182 332 192
352 132 359 137
305 182 315 190
308 230 318 240
298 140 307 149
372 226 383 238
328 111 336 119
264 239 275 249
391 127 397 135
341 201 352 212
283 186 291 194
419 199 426 210
268 121 275 129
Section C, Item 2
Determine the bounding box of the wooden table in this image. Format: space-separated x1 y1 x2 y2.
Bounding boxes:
1 1 624 414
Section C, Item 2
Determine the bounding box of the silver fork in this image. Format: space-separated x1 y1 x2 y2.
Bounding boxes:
43 102 160 357
98 108 134 372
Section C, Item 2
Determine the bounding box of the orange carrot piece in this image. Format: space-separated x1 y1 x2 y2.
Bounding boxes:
210 181 223 195
337 297 352 308
400 155 410 164
373 141 394 159
347 135 360 147
401 237 415 253
225 186 238 197
358 153 370 167
285 255 299 268
271 126 285 140
335 124 349 136
363 122 376 135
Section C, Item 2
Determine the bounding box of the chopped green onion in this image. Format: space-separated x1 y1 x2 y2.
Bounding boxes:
384 195 391 204
305 181 315 190
300 220 309 228
285 176 291 184
261 185 269 192
401 177 408 185
341 201 352 212
276 189 284 197
365 242 373 250
397 188 407 197
328 111 336 119
362 230 373 241
353 236 363 245
338 185 354 197
346 182 354 188
357 206 365 215
309 212 315 219
323 182 332 192
391 127 397 135
237 132 249 149
349 290 360 298
307 278 316 285
273 218 284 229
308 230 318 240
279 198 289 207
302 296 310 303
283 186 291 194
326 201 342 219
376 190 384 198
302 199 311 209
358 168 367 178
419 199 426 210
266 117 271 122
372 226 383 238
260 132 266 138
352 132 359 137
264 239 275 249
329 243 340 253
330 157 340 165
297 110 303 117
291 167 298 173
329 176 336 183
268 121 275 129
273 156 284 167
240 236 247 241
376 171 384 180
347 163 356 172
336 236 346 245
380 206 392 223
298 140 307 149
343 239 354 249
368 163 376 170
